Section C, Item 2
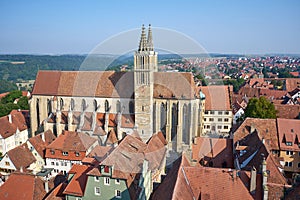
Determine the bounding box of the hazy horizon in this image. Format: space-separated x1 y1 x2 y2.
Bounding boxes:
1 0 299 55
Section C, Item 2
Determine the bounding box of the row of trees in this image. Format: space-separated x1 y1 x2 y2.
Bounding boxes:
0 90 29 117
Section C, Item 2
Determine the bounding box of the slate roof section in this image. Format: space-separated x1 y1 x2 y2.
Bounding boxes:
32 71 198 100
0 172 46 200
201 85 231 111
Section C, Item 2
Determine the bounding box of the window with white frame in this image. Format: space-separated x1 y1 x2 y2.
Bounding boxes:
115 190 121 198
95 187 101 195
104 177 110 185
95 176 99 182
218 111 222 115
115 179 120 184
62 151 68 156
286 151 293 155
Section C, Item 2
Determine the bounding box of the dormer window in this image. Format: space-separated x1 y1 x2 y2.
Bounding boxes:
104 166 109 173
63 151 68 156
286 142 292 146
51 150 55 155
75 152 80 157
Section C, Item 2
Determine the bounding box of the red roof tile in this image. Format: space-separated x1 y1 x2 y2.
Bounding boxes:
46 131 97 161
32 71 198 99
192 137 234 168
7 144 36 170
0 172 46 200
152 154 254 200
201 85 231 110
277 118 300 151
28 130 56 158
63 165 91 197
233 118 279 150
0 110 28 139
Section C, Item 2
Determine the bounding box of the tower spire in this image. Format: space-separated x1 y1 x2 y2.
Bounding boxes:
147 24 154 51
138 24 147 51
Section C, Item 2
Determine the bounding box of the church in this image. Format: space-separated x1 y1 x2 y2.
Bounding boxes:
30 25 205 152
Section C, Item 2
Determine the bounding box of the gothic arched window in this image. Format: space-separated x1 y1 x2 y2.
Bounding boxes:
129 101 134 114
70 98 75 111
105 100 109 112
60 98 64 110
47 99 52 116
93 99 98 112
82 99 86 111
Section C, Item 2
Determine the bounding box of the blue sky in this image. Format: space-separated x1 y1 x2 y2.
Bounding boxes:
0 0 299 54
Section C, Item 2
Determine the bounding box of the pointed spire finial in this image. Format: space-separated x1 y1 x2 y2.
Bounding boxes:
138 24 147 51
147 24 154 51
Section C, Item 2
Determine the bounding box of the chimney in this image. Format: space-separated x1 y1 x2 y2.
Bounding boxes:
250 123 255 133
41 132 45 142
250 167 257 194
8 114 12 123
44 180 49 193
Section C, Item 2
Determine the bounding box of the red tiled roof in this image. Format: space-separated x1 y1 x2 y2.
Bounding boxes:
277 118 300 151
63 165 91 197
201 85 231 111
233 118 279 150
106 129 118 145
152 154 254 200
32 71 198 99
87 145 113 162
275 104 300 119
0 172 46 200
192 137 234 168
46 131 97 160
0 110 28 139
44 182 67 200
7 144 36 170
285 78 300 91
28 130 56 158
145 132 167 171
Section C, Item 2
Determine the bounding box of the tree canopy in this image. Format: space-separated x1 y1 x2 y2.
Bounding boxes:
0 90 29 117
244 96 277 119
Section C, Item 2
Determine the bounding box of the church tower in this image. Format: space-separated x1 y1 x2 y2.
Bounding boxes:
134 24 158 142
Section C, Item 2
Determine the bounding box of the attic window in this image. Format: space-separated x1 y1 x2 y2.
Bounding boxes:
75 152 80 157
286 142 292 146
63 151 68 156
125 119 130 124
291 129 294 133
104 166 109 173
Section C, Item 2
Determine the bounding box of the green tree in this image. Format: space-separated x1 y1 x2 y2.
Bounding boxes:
245 96 277 119
0 80 18 93
17 96 29 110
1 90 22 104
